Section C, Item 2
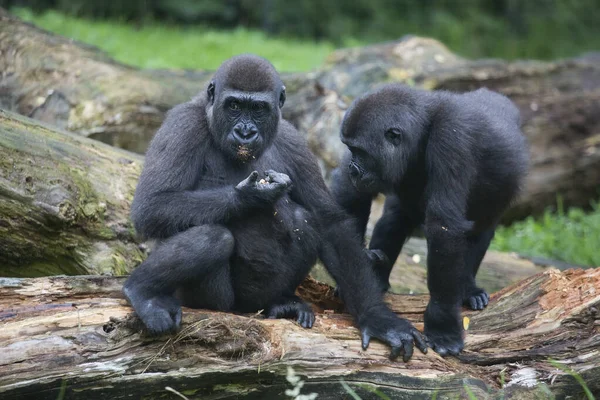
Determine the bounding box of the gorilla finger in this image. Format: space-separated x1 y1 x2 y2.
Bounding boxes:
469 297 478 310
402 341 414 362
389 344 403 361
308 313 315 328
476 296 484 310
412 330 428 354
297 312 307 328
236 171 259 188
361 330 371 350
482 292 490 306
266 170 291 186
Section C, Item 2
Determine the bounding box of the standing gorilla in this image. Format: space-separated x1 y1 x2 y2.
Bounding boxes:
332 84 528 356
123 55 428 361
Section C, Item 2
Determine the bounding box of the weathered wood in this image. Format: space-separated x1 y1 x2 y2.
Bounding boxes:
0 109 144 276
0 8 209 153
0 269 599 399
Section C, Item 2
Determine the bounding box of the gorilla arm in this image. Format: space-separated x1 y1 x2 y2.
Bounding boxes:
282 128 427 361
131 101 286 239
330 150 375 242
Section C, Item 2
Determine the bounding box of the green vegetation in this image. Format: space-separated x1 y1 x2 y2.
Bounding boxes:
492 199 600 267
12 8 333 72
10 0 600 62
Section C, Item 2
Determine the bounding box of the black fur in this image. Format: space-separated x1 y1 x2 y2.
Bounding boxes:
123 55 427 361
332 84 529 356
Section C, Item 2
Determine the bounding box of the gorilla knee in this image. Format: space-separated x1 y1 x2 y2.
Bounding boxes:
191 225 234 254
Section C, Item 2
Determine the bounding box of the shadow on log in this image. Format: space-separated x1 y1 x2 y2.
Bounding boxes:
0 268 599 399
1 9 599 220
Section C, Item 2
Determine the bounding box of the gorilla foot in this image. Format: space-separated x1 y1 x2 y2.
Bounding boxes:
135 295 182 335
424 301 464 356
267 297 315 328
463 286 489 310
424 327 464 357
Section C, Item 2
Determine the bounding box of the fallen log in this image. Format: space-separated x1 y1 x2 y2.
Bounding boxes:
0 268 599 399
2 9 600 219
0 109 144 276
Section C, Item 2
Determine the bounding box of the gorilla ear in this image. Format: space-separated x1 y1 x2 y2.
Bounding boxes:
207 81 215 104
279 85 286 108
384 128 403 146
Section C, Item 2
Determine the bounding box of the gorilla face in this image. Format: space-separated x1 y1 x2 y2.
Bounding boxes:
207 83 285 162
340 85 428 193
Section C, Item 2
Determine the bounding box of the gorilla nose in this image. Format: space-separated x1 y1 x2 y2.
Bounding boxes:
233 124 258 143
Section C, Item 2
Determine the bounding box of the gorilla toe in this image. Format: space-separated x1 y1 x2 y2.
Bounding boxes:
464 287 489 311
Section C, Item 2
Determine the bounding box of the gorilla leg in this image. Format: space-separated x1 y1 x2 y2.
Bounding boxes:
176 263 235 311
369 195 419 290
462 229 495 310
123 225 234 334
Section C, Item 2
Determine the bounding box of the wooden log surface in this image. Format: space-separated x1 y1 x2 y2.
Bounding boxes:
1 268 599 399
0 110 144 276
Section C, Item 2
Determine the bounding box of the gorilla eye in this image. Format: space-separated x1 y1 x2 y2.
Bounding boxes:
384 128 403 146
229 101 240 111
252 102 266 112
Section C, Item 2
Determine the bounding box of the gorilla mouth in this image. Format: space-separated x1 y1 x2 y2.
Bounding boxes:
236 145 254 162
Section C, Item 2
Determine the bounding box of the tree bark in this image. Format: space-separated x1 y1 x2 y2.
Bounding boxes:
1 268 599 399
0 109 144 276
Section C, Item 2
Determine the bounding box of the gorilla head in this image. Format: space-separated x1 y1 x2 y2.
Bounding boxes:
206 54 286 162
340 84 429 193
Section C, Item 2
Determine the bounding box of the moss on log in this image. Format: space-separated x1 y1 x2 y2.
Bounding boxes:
0 269 599 399
0 110 144 276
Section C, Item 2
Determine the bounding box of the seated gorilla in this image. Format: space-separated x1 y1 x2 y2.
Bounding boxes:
123 55 427 361
331 84 529 356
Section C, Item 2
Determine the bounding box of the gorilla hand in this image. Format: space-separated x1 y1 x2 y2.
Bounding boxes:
359 305 428 362
236 170 291 207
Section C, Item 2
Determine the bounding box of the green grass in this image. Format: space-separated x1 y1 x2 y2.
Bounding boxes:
12 8 334 72
492 198 600 267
